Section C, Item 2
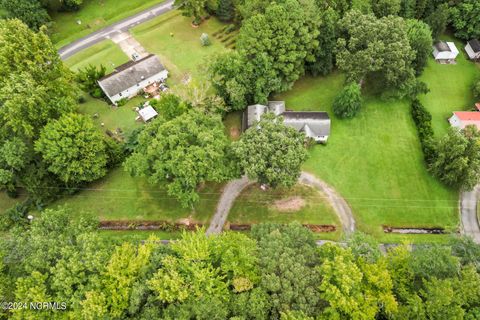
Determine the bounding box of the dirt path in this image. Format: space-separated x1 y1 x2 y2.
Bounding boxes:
206 172 355 235
460 185 480 243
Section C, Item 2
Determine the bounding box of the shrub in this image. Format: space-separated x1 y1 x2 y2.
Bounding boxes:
200 33 211 46
411 99 436 163
116 98 128 107
76 64 106 98
0 202 29 231
333 83 362 118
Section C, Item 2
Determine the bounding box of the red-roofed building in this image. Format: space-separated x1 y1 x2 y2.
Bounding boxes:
449 112 480 130
475 103 480 111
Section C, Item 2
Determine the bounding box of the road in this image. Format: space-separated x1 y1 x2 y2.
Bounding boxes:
58 0 175 60
206 172 356 235
460 186 480 243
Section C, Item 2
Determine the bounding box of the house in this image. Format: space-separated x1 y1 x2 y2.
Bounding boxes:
432 41 459 63
97 54 168 105
448 111 480 130
244 101 331 143
465 39 480 61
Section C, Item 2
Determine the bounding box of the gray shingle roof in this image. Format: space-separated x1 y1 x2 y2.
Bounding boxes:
468 39 480 53
434 41 451 52
97 54 165 97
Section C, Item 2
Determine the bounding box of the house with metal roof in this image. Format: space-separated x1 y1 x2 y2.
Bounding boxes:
465 39 480 61
243 101 331 143
432 41 459 63
97 54 168 105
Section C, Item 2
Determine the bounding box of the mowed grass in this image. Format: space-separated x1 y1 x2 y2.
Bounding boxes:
64 40 129 74
229 184 342 240
275 71 459 242
419 36 480 137
131 10 228 85
52 167 222 224
50 0 165 47
0 192 26 214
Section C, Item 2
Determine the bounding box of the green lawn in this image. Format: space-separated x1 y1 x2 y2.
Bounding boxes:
419 36 480 137
229 184 342 240
131 10 228 86
0 192 26 214
51 167 221 224
98 230 182 242
275 70 460 242
64 40 129 73
50 0 165 47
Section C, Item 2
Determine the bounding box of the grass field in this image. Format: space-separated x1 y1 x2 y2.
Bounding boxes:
275 69 460 242
98 230 182 242
419 36 480 137
64 40 129 73
51 167 221 224
229 184 342 240
50 0 165 47
132 10 228 86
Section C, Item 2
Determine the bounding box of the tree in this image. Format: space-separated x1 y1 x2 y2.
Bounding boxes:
232 113 308 188
149 93 189 120
174 0 207 25
406 19 433 75
76 64 106 98
372 0 401 17
35 113 108 185
450 0 480 40
336 11 416 98
237 0 318 92
0 0 50 31
429 126 480 190
399 0 416 18
124 110 233 207
0 138 29 195
200 33 211 46
216 0 234 21
424 4 449 40
333 83 362 118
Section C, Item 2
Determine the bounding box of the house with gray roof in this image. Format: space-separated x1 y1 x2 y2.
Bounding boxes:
432 41 459 63
97 54 168 105
243 101 331 143
465 39 480 61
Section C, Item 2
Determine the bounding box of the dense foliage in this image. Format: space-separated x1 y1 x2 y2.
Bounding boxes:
232 113 308 188
0 0 50 30
411 99 435 163
332 82 362 118
1 210 480 319
76 64 106 99
125 109 235 207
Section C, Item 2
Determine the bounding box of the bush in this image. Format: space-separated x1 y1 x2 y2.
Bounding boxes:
76 64 106 98
116 98 128 107
333 83 362 118
411 99 436 163
0 202 29 231
200 33 211 46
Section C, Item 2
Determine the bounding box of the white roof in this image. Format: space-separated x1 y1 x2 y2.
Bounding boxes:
447 42 459 55
138 106 158 122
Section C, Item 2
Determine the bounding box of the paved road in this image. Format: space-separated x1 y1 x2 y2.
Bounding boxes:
460 185 480 243
58 0 175 60
206 172 356 235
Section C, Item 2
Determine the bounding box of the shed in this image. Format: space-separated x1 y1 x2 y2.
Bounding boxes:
138 106 158 122
465 39 480 60
432 41 459 63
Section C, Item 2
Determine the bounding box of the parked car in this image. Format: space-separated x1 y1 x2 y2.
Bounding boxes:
132 52 140 61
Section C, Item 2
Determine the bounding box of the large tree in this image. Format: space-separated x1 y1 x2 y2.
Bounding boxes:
406 19 433 76
336 11 416 98
0 0 50 30
237 0 318 92
450 0 480 40
332 82 362 118
174 0 207 24
372 0 401 17
232 113 308 188
125 110 234 207
35 113 108 185
429 126 480 190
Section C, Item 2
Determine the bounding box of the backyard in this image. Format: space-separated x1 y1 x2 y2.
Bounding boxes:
50 0 165 48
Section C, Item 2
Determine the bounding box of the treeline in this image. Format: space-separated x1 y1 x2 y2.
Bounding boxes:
0 0 83 30
1 208 480 319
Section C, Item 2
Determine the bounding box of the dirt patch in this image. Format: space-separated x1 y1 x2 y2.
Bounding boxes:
229 127 240 140
99 220 203 231
228 223 336 233
272 196 306 212
177 217 195 226
383 226 445 234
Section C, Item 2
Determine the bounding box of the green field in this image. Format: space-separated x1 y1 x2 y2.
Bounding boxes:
51 167 221 224
419 36 480 137
132 10 228 85
229 184 341 240
64 40 129 73
50 0 165 47
275 68 462 241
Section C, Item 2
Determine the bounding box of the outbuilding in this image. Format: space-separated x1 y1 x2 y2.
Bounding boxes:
448 111 480 130
432 41 459 63
97 54 168 105
465 39 480 61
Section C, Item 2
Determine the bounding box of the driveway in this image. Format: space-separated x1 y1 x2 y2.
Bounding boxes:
58 0 174 60
111 31 149 59
460 186 480 243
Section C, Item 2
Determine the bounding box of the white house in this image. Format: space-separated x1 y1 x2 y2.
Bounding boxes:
98 54 168 105
432 41 459 63
244 101 331 143
448 111 480 130
465 39 480 61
